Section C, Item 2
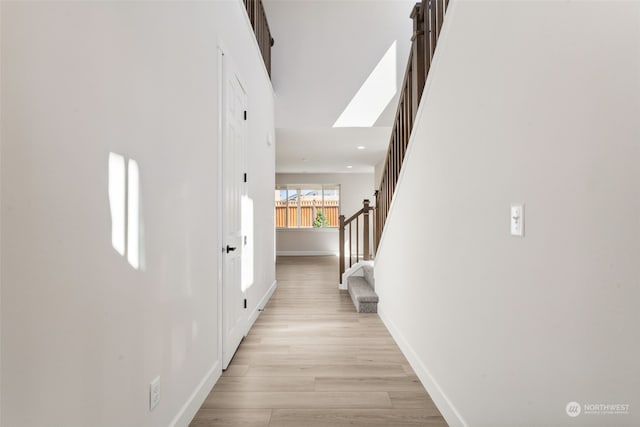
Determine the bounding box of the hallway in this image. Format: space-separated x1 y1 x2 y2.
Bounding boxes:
190 256 447 427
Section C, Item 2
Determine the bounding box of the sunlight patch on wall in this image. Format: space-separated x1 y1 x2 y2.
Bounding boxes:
108 152 145 270
333 41 397 128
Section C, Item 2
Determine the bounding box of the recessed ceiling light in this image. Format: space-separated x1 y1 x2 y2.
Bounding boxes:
357 146 366 150
346 165 353 169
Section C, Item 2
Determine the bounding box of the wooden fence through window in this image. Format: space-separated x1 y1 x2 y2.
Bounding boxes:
275 200 340 228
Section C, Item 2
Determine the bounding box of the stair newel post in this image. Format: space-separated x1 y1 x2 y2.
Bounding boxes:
339 214 345 283
356 216 359 264
374 190 380 250
363 199 370 260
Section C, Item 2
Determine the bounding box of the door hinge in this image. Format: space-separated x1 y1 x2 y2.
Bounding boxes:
244 298 247 309
243 173 247 183
243 110 247 120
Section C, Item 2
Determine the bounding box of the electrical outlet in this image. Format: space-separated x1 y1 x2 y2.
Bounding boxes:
149 376 160 411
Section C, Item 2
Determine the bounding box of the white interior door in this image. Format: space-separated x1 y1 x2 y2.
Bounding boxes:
222 53 248 369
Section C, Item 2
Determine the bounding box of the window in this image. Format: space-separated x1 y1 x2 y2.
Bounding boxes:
275 185 340 228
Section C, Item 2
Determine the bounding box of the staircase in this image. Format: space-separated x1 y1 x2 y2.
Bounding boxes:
339 0 450 313
346 263 378 313
338 199 375 284
338 200 378 313
375 0 450 248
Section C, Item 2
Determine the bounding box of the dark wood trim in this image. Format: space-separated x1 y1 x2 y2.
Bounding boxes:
339 200 374 283
375 0 450 250
243 0 274 78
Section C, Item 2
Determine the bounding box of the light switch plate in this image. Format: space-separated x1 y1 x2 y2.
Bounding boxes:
511 204 524 237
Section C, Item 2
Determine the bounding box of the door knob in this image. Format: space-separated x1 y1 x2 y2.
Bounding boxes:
226 245 237 253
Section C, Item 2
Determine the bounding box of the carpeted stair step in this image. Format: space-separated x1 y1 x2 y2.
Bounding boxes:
348 275 378 313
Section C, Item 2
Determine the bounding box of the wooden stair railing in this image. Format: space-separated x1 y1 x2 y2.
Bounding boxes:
339 199 375 283
375 0 450 249
243 0 275 77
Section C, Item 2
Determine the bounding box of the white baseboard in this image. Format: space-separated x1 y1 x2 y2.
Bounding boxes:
246 279 277 332
169 360 221 427
377 306 467 427
277 251 338 256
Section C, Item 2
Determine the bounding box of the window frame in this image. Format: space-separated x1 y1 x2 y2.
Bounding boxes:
275 184 340 230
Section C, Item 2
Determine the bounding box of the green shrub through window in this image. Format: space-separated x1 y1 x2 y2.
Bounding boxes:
275 185 340 228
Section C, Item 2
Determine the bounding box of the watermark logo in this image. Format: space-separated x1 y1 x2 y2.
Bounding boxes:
566 401 582 417
566 401 630 417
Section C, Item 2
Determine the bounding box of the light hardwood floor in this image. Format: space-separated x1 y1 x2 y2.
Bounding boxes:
190 256 448 427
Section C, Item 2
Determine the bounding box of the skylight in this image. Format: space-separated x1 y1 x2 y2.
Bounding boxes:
333 41 397 128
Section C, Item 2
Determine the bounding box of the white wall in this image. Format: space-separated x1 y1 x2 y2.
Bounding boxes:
374 159 384 190
275 173 374 255
276 127 391 174
244 77 276 329
0 4 2 418
0 2 275 426
264 0 415 129
277 228 339 256
266 0 413 176
375 1 640 426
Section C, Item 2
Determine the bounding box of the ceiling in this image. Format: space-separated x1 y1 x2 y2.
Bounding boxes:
276 127 392 173
263 0 416 174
